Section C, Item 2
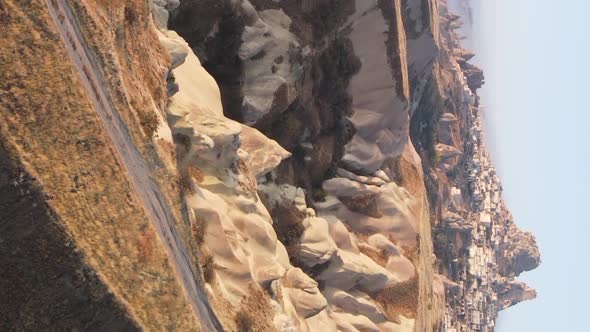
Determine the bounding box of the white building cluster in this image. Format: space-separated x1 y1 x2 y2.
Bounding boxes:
440 89 509 332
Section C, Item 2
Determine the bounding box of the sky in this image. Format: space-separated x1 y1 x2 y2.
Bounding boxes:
449 0 590 331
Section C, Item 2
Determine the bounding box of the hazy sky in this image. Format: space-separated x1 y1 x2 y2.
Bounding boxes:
450 0 590 331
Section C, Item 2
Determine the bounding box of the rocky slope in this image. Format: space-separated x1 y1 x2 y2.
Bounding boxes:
164 1 446 330
1 0 538 331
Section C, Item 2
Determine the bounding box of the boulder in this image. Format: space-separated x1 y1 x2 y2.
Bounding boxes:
435 143 463 160
283 268 328 318
299 217 338 268
240 125 291 178
157 30 189 69
317 249 396 293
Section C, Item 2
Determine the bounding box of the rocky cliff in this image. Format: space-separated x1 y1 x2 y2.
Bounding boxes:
497 222 541 277
496 281 537 311
1 0 538 331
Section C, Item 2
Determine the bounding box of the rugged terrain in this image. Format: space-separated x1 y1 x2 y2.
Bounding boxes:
0 0 539 331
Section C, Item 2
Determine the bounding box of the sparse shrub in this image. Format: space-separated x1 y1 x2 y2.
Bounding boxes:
191 215 207 247
176 172 195 195
358 243 388 267
233 286 275 332
410 77 443 167
373 276 419 320
318 37 361 119
312 187 327 202
386 156 403 184
338 193 383 218
173 133 191 151
434 150 442 164
402 242 420 264
278 111 303 147
138 109 159 139
434 233 448 256
271 204 306 260
124 6 137 25
188 166 205 183
235 309 254 332
303 0 355 41
201 254 215 283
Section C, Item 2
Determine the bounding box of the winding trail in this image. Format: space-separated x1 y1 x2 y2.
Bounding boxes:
44 0 223 330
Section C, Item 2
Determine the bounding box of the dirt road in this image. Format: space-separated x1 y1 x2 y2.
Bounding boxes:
44 0 223 330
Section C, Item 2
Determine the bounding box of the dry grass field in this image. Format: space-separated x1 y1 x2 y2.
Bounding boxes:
0 1 199 330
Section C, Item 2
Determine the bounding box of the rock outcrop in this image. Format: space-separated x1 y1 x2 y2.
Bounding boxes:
497 280 538 310
499 224 542 277
461 62 485 93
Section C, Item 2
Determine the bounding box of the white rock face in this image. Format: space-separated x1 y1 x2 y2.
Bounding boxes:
319 180 418 245
256 164 422 330
326 216 360 252
282 268 328 318
239 6 301 125
299 216 338 267
168 51 242 173
157 30 189 69
337 168 387 187
343 0 410 173
159 29 244 181
404 0 440 83
262 159 422 331
325 288 387 322
367 234 415 282
322 177 382 197
159 25 334 331
240 124 291 178
258 182 307 212
152 0 180 29
319 249 396 293
311 154 424 331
